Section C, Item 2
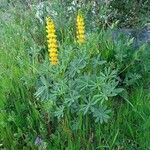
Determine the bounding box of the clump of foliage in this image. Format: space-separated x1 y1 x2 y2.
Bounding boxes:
109 0 150 27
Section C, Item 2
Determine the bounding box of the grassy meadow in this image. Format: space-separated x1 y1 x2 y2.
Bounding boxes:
0 1 150 149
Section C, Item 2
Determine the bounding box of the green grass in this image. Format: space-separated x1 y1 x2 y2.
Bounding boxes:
0 1 150 150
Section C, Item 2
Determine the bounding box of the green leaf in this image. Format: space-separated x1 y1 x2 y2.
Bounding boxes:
92 106 111 124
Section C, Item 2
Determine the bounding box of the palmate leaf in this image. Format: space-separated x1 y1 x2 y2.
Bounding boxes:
76 75 105 93
124 72 142 86
88 76 105 91
53 79 69 96
76 75 91 92
54 106 65 120
91 106 111 124
92 56 106 68
35 76 52 100
47 79 69 102
100 67 118 81
101 80 124 97
68 57 87 78
76 68 118 93
64 90 80 107
80 97 97 115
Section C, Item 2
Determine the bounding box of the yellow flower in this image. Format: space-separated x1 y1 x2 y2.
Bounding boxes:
76 13 85 44
46 17 58 65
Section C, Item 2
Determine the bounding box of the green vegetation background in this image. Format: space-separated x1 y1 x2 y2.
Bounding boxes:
0 0 150 149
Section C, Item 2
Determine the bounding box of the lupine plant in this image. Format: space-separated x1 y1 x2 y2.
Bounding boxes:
36 12 123 124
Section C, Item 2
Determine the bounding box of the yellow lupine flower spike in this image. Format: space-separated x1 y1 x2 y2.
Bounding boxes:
46 17 58 65
76 13 85 44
